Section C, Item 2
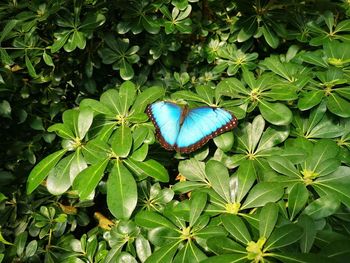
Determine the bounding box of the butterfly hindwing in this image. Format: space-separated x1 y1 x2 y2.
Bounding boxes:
175 107 238 153
146 101 182 150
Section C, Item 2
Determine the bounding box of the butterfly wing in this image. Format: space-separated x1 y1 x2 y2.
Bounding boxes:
175 107 237 153
146 101 182 151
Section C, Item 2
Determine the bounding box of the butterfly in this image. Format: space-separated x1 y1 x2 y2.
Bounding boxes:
146 101 238 154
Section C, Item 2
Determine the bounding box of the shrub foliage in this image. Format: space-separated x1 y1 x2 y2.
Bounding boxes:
1 0 350 262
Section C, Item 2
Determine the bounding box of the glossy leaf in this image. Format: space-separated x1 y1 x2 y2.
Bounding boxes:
125 159 169 182
205 160 231 202
288 183 309 220
189 192 207 227
298 215 317 253
259 100 293 125
107 161 137 219
135 211 176 229
144 241 180 263
27 149 67 194
264 224 303 251
111 125 132 158
303 195 340 220
72 158 109 199
259 202 279 240
241 183 284 209
221 214 251 245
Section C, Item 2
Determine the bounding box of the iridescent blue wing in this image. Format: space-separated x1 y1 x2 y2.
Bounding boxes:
175 107 237 154
146 101 182 151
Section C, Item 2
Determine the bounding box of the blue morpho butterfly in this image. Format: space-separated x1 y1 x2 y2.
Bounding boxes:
146 101 238 154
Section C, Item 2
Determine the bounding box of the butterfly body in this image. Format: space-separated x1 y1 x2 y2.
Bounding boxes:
146 101 238 154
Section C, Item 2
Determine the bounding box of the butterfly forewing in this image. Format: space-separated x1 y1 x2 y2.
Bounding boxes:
146 101 182 150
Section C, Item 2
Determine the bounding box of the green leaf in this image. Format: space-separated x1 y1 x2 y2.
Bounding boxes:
241 183 284 209
0 19 17 43
321 239 350 262
78 108 94 139
267 156 300 178
271 252 329 262
107 161 137 219
79 99 114 115
327 93 350 117
237 17 257 42
259 202 279 240
119 81 136 115
214 132 234 152
135 235 152 263
303 195 340 220
132 126 149 150
46 153 76 195
306 139 339 174
216 78 249 99
51 31 71 53
288 183 309 220
142 16 161 34
0 193 6 202
262 25 279 48
0 100 11 118
260 57 291 80
135 211 176 229
27 149 67 194
298 215 316 253
189 192 207 227
298 90 324 111
205 160 231 202
100 89 123 115
173 241 207 263
72 158 109 199
82 139 110 164
221 214 251 245
306 101 327 132
119 59 134 80
0 48 14 65
0 231 13 245
196 225 227 239
131 144 148 161
264 224 303 251
15 231 27 255
314 166 350 206
43 51 54 67
178 158 206 182
25 240 38 257
116 252 138 263
80 13 106 31
196 85 214 104
25 55 37 78
259 100 292 125
72 30 86 49
111 125 132 158
30 117 45 131
125 159 169 182
201 254 247 263
148 226 179 246
171 90 208 104
207 236 245 254
256 126 289 152
131 86 165 114
248 115 265 152
144 241 180 263
235 160 256 203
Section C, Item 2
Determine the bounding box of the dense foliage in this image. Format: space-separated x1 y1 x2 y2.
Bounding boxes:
1 0 350 262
